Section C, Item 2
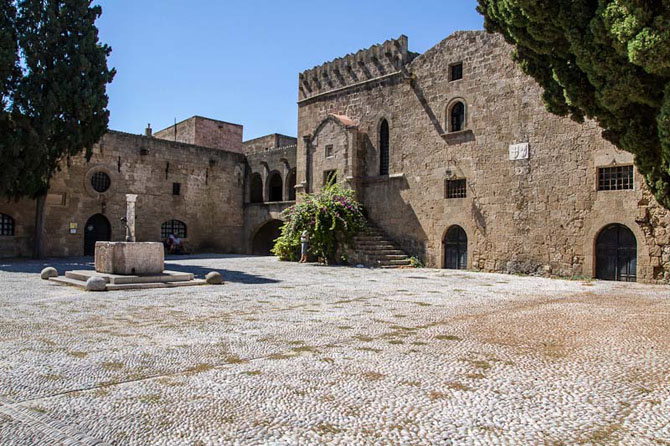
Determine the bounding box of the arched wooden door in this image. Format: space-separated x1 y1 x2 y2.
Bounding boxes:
596 224 637 282
84 214 111 256
444 226 467 270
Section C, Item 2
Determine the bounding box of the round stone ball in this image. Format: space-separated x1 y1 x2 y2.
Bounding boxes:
40 267 58 280
85 276 107 292
205 271 223 285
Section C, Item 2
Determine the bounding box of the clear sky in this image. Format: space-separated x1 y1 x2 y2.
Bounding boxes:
95 0 484 141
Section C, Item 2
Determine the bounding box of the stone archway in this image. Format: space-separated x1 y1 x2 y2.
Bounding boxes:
252 220 283 256
596 224 637 282
443 225 467 270
84 214 111 256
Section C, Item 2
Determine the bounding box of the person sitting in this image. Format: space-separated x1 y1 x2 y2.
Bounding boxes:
167 232 183 254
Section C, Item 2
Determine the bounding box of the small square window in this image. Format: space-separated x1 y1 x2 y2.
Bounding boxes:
323 170 337 185
325 145 334 158
450 63 463 81
172 182 181 196
446 179 467 199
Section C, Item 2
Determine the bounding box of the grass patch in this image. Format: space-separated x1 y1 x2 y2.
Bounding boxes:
316 423 342 434
435 335 462 341
224 355 247 364
429 391 448 400
354 335 374 342
242 370 262 376
470 360 491 370
446 382 471 391
139 393 161 404
336 326 353 330
292 345 320 354
388 340 404 345
68 351 88 359
187 363 214 374
357 347 382 353
42 374 64 381
101 361 124 371
361 371 385 381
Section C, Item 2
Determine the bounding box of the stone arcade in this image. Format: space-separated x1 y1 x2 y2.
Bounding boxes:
1 30 669 284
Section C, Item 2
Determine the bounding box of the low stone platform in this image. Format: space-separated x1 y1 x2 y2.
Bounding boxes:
50 270 206 291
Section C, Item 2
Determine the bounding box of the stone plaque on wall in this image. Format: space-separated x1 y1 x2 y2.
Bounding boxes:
509 143 530 161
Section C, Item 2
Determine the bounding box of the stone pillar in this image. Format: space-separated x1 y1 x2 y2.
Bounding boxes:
125 194 138 242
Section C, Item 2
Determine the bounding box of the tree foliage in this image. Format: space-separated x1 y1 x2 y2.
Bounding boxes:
0 0 114 256
477 0 670 208
272 182 367 263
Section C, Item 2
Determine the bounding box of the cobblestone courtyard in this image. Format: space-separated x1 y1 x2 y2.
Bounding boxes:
0 255 669 446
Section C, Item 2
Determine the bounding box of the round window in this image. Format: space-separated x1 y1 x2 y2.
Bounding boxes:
90 171 111 193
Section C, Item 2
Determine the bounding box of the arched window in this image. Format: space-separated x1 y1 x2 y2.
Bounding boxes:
0 213 15 236
450 101 465 132
286 169 297 201
250 173 263 203
379 119 389 176
161 220 187 240
268 172 283 202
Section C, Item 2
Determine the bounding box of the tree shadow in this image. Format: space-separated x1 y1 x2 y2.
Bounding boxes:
0 254 281 285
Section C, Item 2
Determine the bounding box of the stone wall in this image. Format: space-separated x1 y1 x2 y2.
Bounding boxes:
0 131 247 257
297 31 670 283
154 116 244 153
243 134 297 155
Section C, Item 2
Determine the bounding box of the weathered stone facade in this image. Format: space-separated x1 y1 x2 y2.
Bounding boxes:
0 128 248 257
2 30 669 284
296 31 670 283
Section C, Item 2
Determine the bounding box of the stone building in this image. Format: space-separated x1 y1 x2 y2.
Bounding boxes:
0 117 296 259
1 30 669 284
296 31 670 283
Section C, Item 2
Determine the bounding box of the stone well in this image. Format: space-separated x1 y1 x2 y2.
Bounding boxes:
95 242 164 275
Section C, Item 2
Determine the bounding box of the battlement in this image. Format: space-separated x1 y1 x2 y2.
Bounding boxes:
298 35 415 102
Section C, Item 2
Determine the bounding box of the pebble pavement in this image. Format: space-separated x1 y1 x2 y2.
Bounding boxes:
0 255 668 446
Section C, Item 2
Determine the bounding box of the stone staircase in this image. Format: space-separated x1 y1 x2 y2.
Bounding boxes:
351 225 412 268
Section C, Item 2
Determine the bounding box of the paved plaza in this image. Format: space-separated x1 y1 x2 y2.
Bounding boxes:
0 255 668 446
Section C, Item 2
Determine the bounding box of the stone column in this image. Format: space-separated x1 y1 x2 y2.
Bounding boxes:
125 194 138 242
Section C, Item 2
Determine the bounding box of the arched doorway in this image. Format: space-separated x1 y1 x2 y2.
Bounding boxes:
268 172 283 202
84 214 111 256
596 224 637 282
286 169 297 201
252 220 283 256
250 173 263 203
444 225 467 270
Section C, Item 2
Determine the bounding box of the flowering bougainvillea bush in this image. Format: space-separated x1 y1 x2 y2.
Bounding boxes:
272 182 367 262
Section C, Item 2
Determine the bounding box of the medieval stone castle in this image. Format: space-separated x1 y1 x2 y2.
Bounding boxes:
1 31 669 283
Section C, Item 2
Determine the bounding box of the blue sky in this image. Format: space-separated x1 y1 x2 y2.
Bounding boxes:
95 0 484 140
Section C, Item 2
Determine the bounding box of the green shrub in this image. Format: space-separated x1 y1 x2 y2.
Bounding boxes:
272 182 367 263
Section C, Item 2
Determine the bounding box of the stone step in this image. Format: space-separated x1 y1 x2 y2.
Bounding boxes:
65 270 194 284
372 259 412 266
49 276 87 289
106 279 207 291
369 254 409 260
357 243 398 250
358 249 406 256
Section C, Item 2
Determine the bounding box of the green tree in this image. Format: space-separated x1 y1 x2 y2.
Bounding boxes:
0 0 115 258
272 182 367 263
477 0 670 209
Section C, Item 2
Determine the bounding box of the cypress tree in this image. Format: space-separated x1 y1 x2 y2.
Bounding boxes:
477 0 670 209
0 0 115 258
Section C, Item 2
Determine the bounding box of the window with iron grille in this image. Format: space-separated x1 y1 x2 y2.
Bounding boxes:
325 145 333 158
172 182 181 196
0 213 14 236
446 179 467 199
598 165 633 191
90 171 111 193
379 119 390 175
161 220 187 239
450 63 463 81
